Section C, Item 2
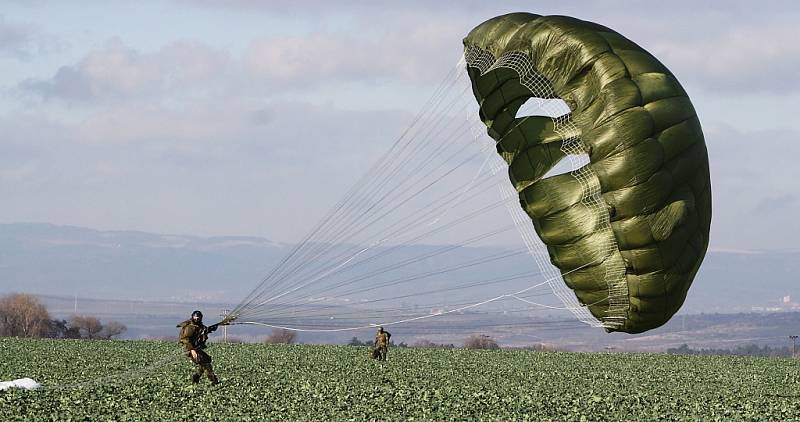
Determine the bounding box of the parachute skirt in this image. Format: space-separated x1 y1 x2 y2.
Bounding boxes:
463 13 712 333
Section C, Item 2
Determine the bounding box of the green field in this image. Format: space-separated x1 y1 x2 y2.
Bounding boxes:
2 338 799 420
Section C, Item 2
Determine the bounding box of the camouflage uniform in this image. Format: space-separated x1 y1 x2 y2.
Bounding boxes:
177 319 219 384
373 328 391 361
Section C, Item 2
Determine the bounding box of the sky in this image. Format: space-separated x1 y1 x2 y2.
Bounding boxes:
1 1 798 251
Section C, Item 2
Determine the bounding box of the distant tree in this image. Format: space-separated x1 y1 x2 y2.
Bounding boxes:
412 339 455 349
464 334 500 350
264 328 297 344
0 293 52 337
666 343 791 357
70 315 104 339
348 337 368 346
46 319 81 339
518 343 558 352
99 321 127 339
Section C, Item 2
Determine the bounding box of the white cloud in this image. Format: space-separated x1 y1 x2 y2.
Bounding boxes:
20 17 464 104
241 20 463 85
705 124 800 249
0 15 39 58
653 25 800 94
22 38 233 101
0 97 412 240
0 14 66 60
4 1 799 247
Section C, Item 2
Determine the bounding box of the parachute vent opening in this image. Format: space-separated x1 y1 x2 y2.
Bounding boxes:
514 96 589 179
515 97 570 119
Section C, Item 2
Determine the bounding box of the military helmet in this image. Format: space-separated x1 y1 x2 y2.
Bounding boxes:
191 310 203 322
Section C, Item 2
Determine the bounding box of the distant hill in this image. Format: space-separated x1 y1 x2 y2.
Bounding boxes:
683 248 800 313
0 223 287 302
1 223 799 313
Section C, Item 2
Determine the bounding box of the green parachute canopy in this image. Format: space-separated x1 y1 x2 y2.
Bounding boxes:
463 13 711 333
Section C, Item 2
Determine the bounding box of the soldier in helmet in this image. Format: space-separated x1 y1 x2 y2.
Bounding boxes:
177 310 219 385
373 326 392 361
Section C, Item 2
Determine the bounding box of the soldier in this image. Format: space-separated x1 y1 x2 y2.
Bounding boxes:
177 310 220 385
373 326 392 361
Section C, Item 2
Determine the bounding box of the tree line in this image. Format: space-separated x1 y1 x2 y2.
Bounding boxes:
0 293 127 339
666 343 794 357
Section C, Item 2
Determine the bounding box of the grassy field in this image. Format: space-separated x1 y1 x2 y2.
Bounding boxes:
2 338 799 420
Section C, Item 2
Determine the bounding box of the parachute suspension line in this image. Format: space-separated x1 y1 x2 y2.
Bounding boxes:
243 225 520 320
274 225 514 306
257 123 488 298
232 53 601 332
511 294 610 311
229 60 471 319
234 66 488 314
256 222 514 319
249 244 524 320
243 137 495 313
262 270 550 320
464 46 628 330
497 179 600 327
242 72 476 305
260 176 501 303
234 260 595 332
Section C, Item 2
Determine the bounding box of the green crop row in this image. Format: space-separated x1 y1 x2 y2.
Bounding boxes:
1 338 799 420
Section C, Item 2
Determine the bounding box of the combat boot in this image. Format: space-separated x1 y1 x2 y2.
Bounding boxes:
191 373 201 384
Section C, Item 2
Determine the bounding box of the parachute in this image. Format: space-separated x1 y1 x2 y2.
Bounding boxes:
220 13 711 338
463 13 712 333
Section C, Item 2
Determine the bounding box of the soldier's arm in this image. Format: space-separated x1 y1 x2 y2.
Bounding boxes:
179 325 197 351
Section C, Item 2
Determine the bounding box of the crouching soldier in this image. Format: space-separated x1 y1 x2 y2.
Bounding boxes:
177 310 220 385
373 326 391 361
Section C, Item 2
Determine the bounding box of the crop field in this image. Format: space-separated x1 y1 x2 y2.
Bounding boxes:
2 338 799 420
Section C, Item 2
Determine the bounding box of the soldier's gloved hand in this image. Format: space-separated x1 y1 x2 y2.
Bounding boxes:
190 349 199 362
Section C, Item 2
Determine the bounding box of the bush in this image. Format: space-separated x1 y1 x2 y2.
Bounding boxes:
263 328 297 344
347 337 369 346
521 343 558 352
0 293 52 337
0 294 127 339
412 339 455 349
464 334 500 350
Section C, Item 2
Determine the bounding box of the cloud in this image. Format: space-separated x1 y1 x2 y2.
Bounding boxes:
0 98 414 239
0 14 64 59
21 38 232 102
19 18 465 103
0 15 38 58
705 124 800 249
178 1 800 95
652 25 800 94
751 194 798 216
241 24 461 85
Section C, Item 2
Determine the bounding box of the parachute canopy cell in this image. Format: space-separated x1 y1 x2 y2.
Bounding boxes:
463 13 711 333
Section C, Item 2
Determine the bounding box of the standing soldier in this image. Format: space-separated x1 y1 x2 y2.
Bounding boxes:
373 326 392 361
177 310 220 385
